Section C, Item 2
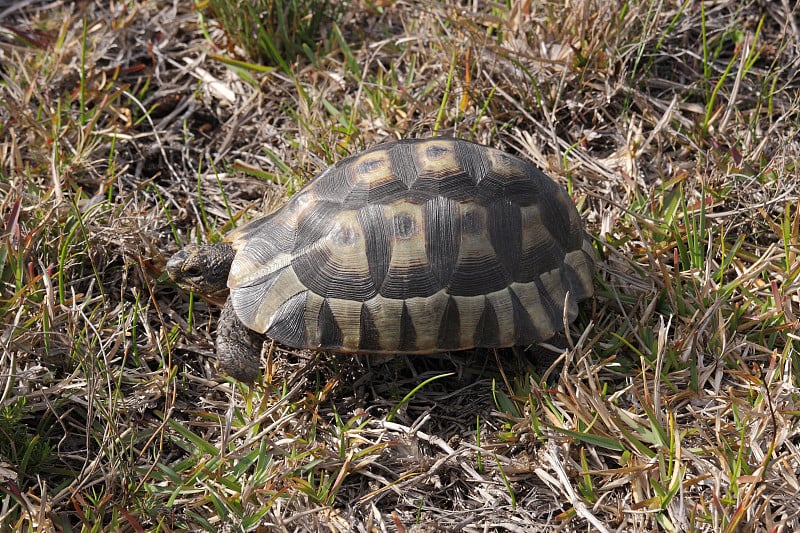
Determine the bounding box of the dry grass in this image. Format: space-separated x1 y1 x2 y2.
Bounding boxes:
1 0 800 531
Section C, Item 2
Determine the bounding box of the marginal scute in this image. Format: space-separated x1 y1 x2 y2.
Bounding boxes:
236 266 307 334
362 296 405 351
266 290 308 347
453 138 489 185
317 298 343 348
539 268 573 325
564 245 596 301
228 252 287 289
229 264 285 329
485 289 517 347
398 302 417 352
302 291 326 346
389 141 421 188
324 297 364 349
450 294 489 349
508 287 540 344
509 281 556 341
404 290 451 351
436 295 461 349
474 296 500 346
231 214 296 267
358 303 382 351
226 137 594 354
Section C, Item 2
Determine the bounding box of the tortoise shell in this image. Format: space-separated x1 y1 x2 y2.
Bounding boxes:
227 137 594 353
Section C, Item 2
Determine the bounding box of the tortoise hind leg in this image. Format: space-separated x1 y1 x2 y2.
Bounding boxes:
216 298 264 383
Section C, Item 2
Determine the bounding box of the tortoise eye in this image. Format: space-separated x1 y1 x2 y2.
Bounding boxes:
184 266 202 277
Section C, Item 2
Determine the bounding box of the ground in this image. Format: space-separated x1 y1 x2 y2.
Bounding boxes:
1 0 800 531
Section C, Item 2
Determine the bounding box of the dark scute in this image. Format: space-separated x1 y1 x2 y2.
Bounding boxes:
389 142 421 188
508 287 541 344
266 290 308 348
239 214 296 264
534 277 562 332
494 169 544 204
487 199 522 281
478 159 546 202
292 242 378 301
473 296 500 346
379 263 441 299
232 208 277 241
309 165 353 204
232 265 287 326
398 302 417 352
357 204 391 291
447 254 510 297
424 196 460 287
516 235 563 283
317 298 343 349
472 173 508 201
436 295 461 349
294 201 343 252
581 247 595 273
416 171 476 201
563 251 594 299
362 179 409 208
342 184 369 208
510 169 581 250
454 140 488 184
358 304 382 351
544 193 583 250
369 182 429 204
501 176 542 202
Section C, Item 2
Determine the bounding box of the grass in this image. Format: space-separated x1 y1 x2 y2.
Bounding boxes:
202 0 339 73
1 0 799 531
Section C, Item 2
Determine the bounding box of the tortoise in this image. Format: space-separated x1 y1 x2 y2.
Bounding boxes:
166 137 594 382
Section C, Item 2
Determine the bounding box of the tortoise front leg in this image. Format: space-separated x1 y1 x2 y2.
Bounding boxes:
216 298 264 383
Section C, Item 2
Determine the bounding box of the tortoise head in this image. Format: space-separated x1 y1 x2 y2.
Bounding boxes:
166 242 235 296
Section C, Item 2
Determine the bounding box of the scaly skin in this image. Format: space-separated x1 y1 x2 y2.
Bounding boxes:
166 243 263 382
215 298 263 383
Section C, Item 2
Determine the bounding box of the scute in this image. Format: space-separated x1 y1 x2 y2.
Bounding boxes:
227 137 594 353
